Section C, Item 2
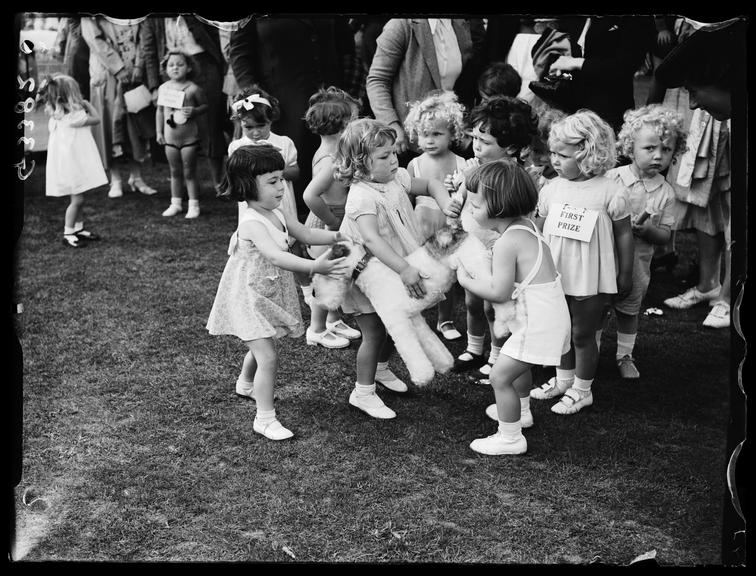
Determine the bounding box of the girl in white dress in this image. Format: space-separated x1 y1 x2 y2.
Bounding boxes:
207 144 350 441
40 74 108 248
457 160 571 455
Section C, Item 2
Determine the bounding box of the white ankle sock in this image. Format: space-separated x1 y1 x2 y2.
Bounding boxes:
573 376 593 392
616 332 637 359
520 395 531 413
466 333 484 356
255 408 276 425
355 382 376 396
376 361 389 373
64 226 76 235
74 221 84 232
497 419 522 440
171 197 182 208
188 199 199 209
488 345 501 365
595 329 603 351
555 368 575 387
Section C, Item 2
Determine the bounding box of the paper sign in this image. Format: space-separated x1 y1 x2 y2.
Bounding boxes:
544 203 599 242
157 87 185 109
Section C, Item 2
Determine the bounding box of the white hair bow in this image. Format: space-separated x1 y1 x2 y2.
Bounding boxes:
231 94 271 113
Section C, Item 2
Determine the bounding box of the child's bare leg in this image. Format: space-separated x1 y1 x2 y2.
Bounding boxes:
64 193 84 230
247 338 277 411
350 313 396 418
181 145 200 200
490 356 533 422
453 290 487 371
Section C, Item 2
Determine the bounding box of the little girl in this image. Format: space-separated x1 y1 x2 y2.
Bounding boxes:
447 96 538 383
302 86 362 350
39 74 108 248
207 144 350 441
334 118 462 417
457 160 571 455
531 109 634 415
603 105 686 379
156 51 207 219
227 86 299 227
403 90 468 341
526 103 566 191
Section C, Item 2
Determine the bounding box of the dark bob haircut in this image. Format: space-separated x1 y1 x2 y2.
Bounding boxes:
465 158 538 219
218 144 285 203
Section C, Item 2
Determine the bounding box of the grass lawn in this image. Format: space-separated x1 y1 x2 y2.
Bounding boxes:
11 153 732 565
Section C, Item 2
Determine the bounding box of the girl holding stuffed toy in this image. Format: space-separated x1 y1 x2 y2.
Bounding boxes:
333 118 462 418
531 110 633 415
404 90 468 342
457 159 571 455
207 144 350 441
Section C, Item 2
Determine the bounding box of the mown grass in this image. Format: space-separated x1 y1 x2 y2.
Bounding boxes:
12 154 730 565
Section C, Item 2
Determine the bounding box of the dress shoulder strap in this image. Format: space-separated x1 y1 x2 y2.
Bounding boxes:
502 219 546 297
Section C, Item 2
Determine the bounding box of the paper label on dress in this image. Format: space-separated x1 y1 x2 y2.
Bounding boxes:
544 203 598 242
157 87 185 109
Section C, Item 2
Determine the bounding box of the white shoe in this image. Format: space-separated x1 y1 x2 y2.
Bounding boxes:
530 376 571 400
375 367 408 393
702 301 730 329
326 319 361 340
664 285 721 309
253 418 294 440
127 176 157 195
185 205 200 219
235 378 254 400
551 387 593 415
162 204 182 217
436 321 462 341
478 362 493 377
108 181 123 198
485 403 533 428
470 430 527 455
306 327 350 349
349 388 396 419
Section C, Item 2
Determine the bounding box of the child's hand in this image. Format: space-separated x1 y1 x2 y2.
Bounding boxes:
442 196 463 218
156 132 165 145
443 173 458 192
631 212 653 239
399 266 428 299
312 250 350 278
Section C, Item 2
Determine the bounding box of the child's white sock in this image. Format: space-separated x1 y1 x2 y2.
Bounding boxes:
520 395 531 419
376 361 390 373
497 419 523 441
555 368 575 387
488 344 501 365
573 376 593 393
355 382 376 397
595 329 604 352
188 199 199 209
64 225 76 235
616 332 637 359
466 332 484 356
301 284 313 300
74 221 84 233
254 407 276 425
171 197 183 208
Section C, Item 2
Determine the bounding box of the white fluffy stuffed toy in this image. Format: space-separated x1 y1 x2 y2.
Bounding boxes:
312 219 492 386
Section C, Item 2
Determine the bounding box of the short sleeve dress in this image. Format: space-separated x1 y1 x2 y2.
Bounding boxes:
338 168 423 315
45 109 108 197
536 175 630 297
206 207 304 341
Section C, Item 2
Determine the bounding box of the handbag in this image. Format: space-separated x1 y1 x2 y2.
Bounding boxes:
528 52 578 113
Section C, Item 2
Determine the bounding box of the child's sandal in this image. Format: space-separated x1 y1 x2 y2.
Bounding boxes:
62 234 82 248
75 229 100 241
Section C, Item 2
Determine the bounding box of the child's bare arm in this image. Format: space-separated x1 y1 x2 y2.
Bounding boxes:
81 100 101 125
457 236 514 303
409 177 462 217
612 216 634 298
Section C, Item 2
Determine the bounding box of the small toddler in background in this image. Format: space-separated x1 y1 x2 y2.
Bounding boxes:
403 90 468 341
227 85 300 227
38 74 108 247
156 51 208 219
603 104 687 379
477 61 522 103
526 103 567 190
302 86 362 349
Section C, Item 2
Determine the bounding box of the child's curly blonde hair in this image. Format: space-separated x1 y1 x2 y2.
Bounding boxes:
616 104 688 160
403 90 467 147
334 118 396 185
548 109 617 177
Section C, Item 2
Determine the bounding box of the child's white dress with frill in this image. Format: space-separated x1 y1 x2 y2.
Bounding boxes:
45 109 108 197
206 207 304 341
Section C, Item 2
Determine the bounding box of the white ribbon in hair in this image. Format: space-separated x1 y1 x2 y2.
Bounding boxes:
231 94 271 113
